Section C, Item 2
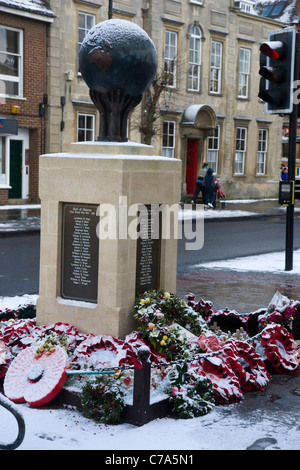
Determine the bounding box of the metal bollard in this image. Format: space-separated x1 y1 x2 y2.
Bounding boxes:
122 346 171 426
0 393 25 450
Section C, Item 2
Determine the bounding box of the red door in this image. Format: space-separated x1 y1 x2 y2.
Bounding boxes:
186 139 198 194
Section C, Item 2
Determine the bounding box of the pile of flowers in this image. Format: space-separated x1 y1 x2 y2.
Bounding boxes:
0 289 299 422
132 290 209 360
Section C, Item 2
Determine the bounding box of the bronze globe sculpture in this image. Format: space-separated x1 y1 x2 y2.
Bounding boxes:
79 19 158 142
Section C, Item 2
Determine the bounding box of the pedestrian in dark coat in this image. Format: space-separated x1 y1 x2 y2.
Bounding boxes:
203 168 216 208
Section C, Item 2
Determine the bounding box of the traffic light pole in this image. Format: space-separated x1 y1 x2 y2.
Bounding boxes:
285 32 300 271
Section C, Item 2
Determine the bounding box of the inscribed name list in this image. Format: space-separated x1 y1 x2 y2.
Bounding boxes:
61 203 99 303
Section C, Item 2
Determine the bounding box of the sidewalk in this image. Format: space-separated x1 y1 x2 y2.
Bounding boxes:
0 198 289 235
0 204 41 235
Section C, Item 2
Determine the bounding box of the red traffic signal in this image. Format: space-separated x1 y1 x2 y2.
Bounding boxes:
260 41 285 60
258 27 295 114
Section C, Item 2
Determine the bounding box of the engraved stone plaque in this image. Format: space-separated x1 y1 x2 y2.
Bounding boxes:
61 203 99 303
135 205 161 295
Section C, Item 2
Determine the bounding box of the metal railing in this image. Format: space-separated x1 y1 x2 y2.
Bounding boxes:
0 393 25 450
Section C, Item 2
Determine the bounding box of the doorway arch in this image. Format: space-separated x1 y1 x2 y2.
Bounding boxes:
180 104 217 195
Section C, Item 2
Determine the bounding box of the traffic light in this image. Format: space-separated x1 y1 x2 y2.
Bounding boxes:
258 26 296 114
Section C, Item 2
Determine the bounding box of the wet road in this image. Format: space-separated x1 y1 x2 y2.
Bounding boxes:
0 214 300 315
0 234 40 296
177 214 300 273
176 214 300 313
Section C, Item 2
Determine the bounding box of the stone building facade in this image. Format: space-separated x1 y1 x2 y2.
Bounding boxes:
43 0 298 200
0 0 296 204
0 0 54 204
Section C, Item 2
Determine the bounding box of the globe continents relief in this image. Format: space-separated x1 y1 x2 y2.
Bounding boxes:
79 19 157 141
79 19 157 97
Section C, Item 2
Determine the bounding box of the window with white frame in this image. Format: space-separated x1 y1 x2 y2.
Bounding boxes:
190 0 203 4
188 25 201 92
207 126 220 172
78 12 95 56
257 128 268 175
162 121 175 158
209 41 222 94
77 113 95 142
239 1 255 14
235 127 247 174
238 47 251 98
164 31 177 88
0 25 23 98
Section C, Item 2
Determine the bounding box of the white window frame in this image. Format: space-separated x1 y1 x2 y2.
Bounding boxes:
190 0 203 4
78 12 95 49
207 126 220 173
0 25 23 98
162 120 176 158
235 127 247 175
209 40 222 94
257 128 268 175
77 113 95 142
239 1 255 14
164 30 177 88
238 47 251 98
188 25 201 92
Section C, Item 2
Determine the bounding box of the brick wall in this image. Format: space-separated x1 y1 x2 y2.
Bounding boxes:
0 12 48 204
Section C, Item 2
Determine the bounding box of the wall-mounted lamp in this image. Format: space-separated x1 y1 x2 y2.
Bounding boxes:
65 70 74 81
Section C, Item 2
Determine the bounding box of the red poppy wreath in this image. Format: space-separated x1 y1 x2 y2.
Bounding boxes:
195 355 243 405
260 324 299 375
221 339 271 392
4 345 69 407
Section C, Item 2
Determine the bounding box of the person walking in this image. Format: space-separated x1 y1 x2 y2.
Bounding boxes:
203 167 216 208
281 165 288 181
191 163 208 204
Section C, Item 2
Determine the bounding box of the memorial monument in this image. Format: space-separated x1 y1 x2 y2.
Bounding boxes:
36 20 181 338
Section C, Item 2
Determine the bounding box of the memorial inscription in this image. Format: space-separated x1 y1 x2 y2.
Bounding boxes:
135 205 161 295
61 203 99 303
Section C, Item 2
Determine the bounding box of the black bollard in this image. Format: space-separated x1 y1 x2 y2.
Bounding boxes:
122 346 171 426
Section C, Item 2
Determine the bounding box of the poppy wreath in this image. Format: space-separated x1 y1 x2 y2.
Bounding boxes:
0 319 36 354
207 309 249 333
260 324 300 375
3 345 69 407
194 355 243 406
71 334 131 369
221 339 271 392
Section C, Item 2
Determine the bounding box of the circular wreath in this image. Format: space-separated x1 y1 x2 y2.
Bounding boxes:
194 355 243 406
260 324 299 375
71 334 129 369
4 345 69 407
221 339 270 392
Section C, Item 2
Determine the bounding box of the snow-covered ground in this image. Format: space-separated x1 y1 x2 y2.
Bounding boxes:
198 249 300 275
1 247 300 451
1 395 299 451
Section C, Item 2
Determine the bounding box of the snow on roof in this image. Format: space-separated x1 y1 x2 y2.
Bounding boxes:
252 0 298 23
0 0 54 18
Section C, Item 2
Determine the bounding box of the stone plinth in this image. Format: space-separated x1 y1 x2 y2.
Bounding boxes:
36 142 181 338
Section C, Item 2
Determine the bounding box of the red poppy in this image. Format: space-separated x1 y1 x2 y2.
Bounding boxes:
4 345 69 407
